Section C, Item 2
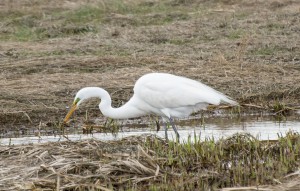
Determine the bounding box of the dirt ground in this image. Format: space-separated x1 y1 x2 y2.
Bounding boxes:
0 0 300 131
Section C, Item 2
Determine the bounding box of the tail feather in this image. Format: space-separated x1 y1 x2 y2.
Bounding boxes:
221 96 239 106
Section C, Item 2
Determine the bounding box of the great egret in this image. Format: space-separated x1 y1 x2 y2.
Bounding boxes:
64 73 238 139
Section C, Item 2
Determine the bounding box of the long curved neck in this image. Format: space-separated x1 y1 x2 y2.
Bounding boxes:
81 87 146 119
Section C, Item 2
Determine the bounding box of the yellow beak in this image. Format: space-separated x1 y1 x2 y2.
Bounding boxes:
64 103 77 123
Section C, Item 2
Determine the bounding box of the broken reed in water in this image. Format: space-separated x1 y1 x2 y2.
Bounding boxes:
0 132 300 190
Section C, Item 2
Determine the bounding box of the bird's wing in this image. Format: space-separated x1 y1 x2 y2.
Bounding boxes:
135 79 226 109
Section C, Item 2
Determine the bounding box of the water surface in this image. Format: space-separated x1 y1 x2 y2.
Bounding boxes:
1 114 299 145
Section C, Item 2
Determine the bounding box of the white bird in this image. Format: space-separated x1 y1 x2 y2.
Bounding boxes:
64 73 238 139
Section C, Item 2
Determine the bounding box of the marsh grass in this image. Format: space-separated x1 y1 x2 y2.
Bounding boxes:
1 132 300 190
145 132 300 189
1 2 300 190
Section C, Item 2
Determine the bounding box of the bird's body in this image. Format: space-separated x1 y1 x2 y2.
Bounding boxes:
64 73 238 139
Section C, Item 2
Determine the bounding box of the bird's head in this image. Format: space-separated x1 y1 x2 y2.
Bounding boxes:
63 88 89 123
63 96 81 124
63 87 105 123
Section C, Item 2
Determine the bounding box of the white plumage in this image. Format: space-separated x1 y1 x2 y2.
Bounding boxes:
64 73 238 139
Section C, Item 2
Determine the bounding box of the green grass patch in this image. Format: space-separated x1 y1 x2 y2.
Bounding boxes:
0 0 199 41
227 29 244 40
141 132 300 190
64 6 105 24
13 26 40 41
234 12 249 20
251 46 279 55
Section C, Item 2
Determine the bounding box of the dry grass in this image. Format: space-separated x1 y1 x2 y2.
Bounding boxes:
1 133 300 190
1 0 300 130
1 0 299 129
1 0 300 190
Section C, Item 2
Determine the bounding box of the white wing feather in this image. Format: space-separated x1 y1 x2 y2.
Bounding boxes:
134 73 237 110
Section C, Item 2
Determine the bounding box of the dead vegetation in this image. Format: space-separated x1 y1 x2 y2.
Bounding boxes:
0 0 300 130
0 1 300 189
1 133 300 190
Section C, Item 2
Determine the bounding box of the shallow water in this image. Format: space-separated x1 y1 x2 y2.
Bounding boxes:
1 114 300 145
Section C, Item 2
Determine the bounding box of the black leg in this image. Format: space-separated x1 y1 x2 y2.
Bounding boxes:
155 119 161 132
169 118 180 140
163 121 169 141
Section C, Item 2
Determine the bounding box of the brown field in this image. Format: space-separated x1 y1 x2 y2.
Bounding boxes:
0 0 300 190
0 0 299 131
